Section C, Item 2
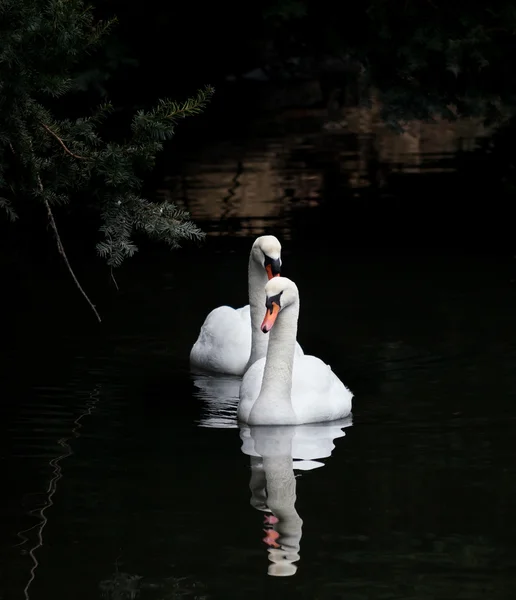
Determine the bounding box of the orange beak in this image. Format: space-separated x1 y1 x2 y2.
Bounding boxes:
265 264 280 280
261 302 280 333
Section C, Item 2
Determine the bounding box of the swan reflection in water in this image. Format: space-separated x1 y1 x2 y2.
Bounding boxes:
194 375 352 575
242 419 352 577
193 373 241 428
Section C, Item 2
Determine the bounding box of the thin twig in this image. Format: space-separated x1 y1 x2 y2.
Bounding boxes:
110 267 119 291
40 123 85 159
37 175 101 322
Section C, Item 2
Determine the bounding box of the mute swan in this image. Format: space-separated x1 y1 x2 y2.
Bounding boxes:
190 236 303 376
238 277 353 425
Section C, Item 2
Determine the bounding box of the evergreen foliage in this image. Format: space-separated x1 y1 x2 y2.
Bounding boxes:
0 0 213 321
262 0 516 128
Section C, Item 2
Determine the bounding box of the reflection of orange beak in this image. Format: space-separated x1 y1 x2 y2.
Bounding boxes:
261 302 280 333
265 264 280 280
262 529 280 548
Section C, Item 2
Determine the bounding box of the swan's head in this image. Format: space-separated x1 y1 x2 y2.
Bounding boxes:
252 235 282 280
261 277 298 333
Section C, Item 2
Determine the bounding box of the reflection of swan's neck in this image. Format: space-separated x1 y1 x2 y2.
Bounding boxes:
250 300 299 425
249 455 268 511
252 427 303 577
246 257 269 371
263 455 303 576
242 422 352 576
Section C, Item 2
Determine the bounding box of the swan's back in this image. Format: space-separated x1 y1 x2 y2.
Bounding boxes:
291 355 352 423
190 305 251 375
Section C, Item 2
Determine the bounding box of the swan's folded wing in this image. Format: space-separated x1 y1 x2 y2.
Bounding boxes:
294 341 305 356
235 304 251 322
190 305 252 375
291 355 334 394
291 355 351 422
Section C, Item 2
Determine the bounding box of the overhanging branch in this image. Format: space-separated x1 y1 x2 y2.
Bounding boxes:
40 123 85 159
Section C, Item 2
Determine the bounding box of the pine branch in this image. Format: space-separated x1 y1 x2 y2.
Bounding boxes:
110 267 120 291
1 0 211 315
40 123 85 159
0 197 18 221
164 85 215 120
131 85 215 141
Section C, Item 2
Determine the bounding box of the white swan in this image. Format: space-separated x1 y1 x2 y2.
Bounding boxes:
190 235 303 377
238 277 353 425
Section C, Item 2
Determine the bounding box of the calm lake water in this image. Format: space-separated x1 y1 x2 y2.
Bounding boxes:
1 111 516 599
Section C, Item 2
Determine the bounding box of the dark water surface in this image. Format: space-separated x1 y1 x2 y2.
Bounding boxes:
1 110 516 598
2 246 515 600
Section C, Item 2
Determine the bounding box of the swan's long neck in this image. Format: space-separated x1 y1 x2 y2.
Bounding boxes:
246 257 269 370
251 298 299 422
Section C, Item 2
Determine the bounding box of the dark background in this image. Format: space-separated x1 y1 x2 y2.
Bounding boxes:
2 0 516 269
2 4 516 599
